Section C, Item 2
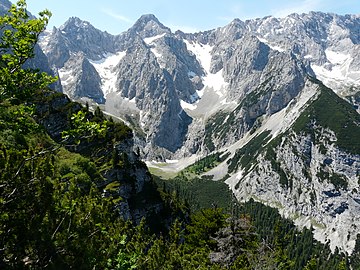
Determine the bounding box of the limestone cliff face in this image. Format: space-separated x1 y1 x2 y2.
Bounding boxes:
3 0 360 254
58 52 104 103
227 130 360 254
37 12 360 159
223 85 360 254
39 16 203 156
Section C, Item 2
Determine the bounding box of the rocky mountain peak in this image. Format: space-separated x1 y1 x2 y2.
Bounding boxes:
129 14 171 38
219 18 246 41
59 16 95 33
41 16 116 66
4 3 360 255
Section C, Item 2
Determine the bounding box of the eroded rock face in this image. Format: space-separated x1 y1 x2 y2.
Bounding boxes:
59 52 104 103
37 12 360 158
104 138 161 224
3 0 360 254
226 125 360 254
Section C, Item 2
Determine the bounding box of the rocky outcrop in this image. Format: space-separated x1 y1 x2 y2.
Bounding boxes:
31 90 167 226
59 52 104 103
43 17 116 65
103 138 164 224
224 85 360 254
227 131 360 254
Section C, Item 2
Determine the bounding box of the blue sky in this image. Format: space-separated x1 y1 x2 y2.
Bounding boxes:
9 0 360 34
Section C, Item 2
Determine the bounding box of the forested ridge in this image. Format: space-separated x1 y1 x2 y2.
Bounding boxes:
0 1 359 269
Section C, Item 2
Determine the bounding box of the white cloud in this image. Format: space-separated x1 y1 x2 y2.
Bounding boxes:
102 9 133 24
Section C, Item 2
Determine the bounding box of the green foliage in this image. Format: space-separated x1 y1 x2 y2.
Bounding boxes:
0 3 357 268
241 199 348 270
330 173 348 190
186 208 228 249
0 8 136 264
155 175 235 212
109 241 139 270
1 98 353 269
0 0 56 101
0 101 141 269
61 110 108 144
337 259 347 270
303 257 318 270
0 146 55 267
227 130 271 174
293 85 360 154
183 151 230 175
0 102 45 150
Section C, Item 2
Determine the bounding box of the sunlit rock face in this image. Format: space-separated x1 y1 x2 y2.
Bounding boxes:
33 10 360 253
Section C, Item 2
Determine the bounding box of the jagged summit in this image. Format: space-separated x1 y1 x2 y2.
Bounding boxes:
59 16 96 32
128 14 171 38
136 14 161 24
29 7 360 253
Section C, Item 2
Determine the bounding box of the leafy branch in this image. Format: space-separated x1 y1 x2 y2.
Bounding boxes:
61 110 108 144
0 0 57 101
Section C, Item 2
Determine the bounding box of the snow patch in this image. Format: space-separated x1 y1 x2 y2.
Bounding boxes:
311 49 360 94
58 67 75 87
180 100 197 111
38 30 52 54
144 33 166 45
180 91 200 110
326 49 349 65
257 37 286 52
146 154 200 176
165 159 179 164
184 40 229 110
89 51 126 96
188 71 197 78
184 40 213 71
150 48 165 68
143 34 166 68
203 69 228 96
196 88 205 98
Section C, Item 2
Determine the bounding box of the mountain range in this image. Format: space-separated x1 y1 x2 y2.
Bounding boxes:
38 11 360 158
2 0 359 254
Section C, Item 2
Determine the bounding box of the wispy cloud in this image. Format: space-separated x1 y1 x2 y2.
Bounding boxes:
102 9 133 24
272 0 324 17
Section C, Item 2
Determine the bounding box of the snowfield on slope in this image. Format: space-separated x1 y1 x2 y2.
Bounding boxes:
311 49 360 95
181 40 233 118
89 51 126 96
